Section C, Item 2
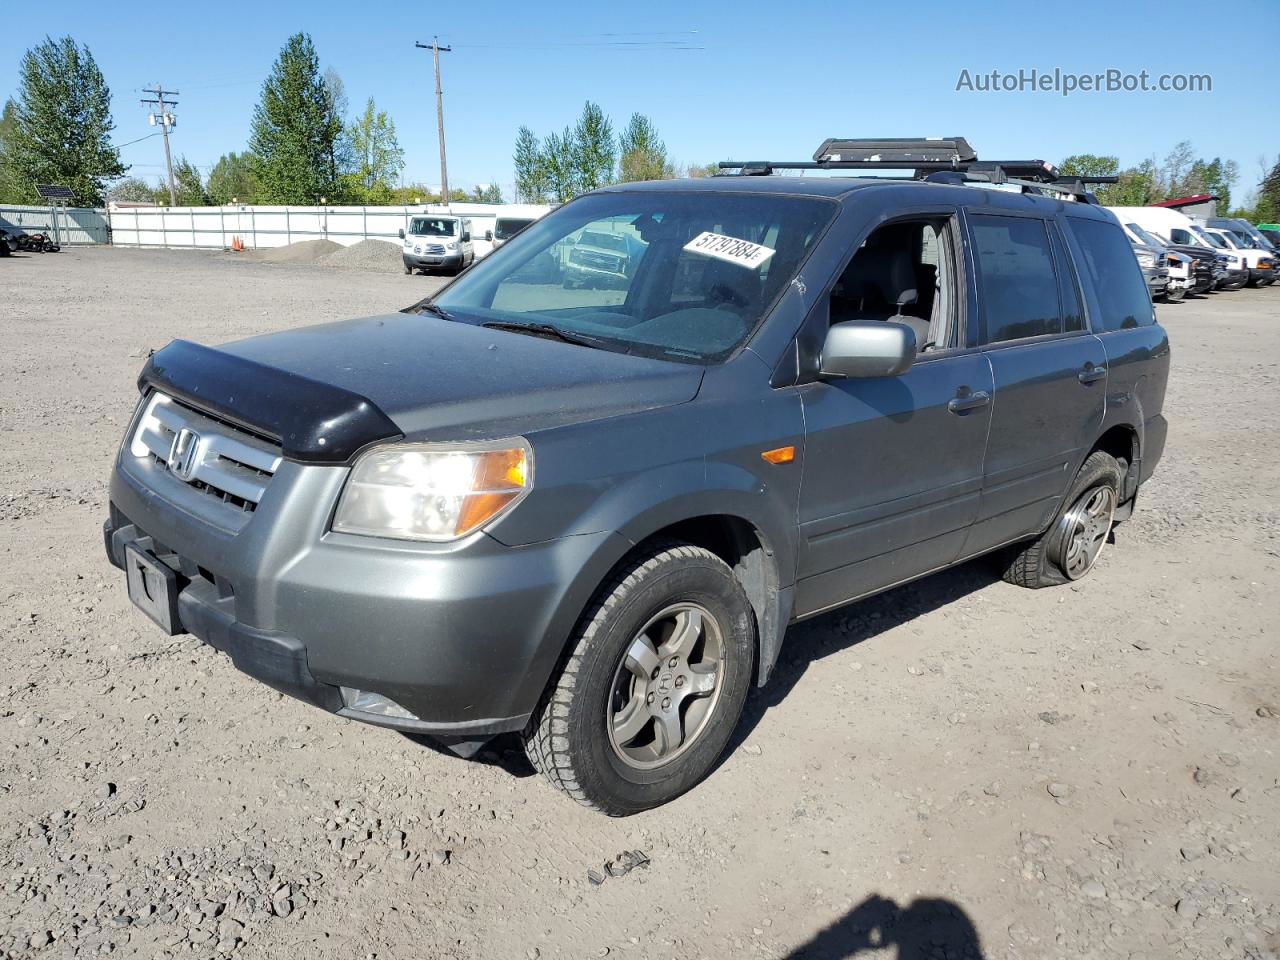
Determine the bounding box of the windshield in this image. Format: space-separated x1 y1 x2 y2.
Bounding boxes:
409 217 456 237
1191 226 1226 248
494 218 533 240
1228 230 1255 250
433 191 835 363
1125 223 1162 247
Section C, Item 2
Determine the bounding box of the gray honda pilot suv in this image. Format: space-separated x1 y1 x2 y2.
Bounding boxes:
105 140 1170 815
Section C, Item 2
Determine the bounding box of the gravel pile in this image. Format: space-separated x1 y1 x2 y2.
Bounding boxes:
316 239 403 273
253 239 341 263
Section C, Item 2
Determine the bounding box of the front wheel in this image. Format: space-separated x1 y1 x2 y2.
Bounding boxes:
1002 450 1122 588
524 543 756 815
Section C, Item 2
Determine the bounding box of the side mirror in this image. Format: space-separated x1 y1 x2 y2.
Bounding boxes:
485 229 493 242
820 321 916 379
462 231 471 242
398 228 405 239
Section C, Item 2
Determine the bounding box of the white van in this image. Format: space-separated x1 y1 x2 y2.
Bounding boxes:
1196 222 1275 287
1111 205 1276 288
399 214 475 275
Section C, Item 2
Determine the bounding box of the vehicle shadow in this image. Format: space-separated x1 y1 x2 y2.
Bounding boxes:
728 556 1003 754
784 894 986 959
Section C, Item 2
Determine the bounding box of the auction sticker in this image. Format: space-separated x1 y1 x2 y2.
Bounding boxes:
684 231 775 269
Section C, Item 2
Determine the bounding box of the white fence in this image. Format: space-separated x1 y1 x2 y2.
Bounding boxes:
1 204 110 245
107 202 552 258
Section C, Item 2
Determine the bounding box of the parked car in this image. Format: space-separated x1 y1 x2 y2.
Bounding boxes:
1119 224 1171 300
1109 206 1216 294
106 145 1169 814
1120 222 1192 301
0 227 15 256
562 228 643 288
1199 224 1275 287
1257 224 1280 249
399 215 474 275
1189 225 1249 290
1207 217 1280 258
486 216 536 251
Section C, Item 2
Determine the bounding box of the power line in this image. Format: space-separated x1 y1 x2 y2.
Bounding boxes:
140 84 179 205
414 39 452 203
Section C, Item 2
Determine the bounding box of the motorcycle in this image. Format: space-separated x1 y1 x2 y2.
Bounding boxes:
15 232 61 253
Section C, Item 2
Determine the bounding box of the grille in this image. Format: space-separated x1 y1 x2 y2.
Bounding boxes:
424 243 446 255
130 392 283 514
571 249 622 272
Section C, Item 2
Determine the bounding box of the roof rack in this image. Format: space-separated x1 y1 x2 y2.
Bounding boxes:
716 137 1118 204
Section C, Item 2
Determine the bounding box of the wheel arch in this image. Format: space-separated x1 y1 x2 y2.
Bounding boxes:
1091 422 1140 502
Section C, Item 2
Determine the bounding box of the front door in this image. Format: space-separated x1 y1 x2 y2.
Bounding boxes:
793 215 992 617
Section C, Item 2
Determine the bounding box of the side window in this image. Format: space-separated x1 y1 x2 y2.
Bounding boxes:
828 218 957 353
1049 224 1085 332
969 215 1062 344
1170 227 1194 245
1067 218 1154 331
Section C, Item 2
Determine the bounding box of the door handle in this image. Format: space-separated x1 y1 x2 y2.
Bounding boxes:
1078 364 1107 384
947 390 991 413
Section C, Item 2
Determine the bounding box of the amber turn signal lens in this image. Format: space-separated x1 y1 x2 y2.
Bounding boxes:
761 446 795 464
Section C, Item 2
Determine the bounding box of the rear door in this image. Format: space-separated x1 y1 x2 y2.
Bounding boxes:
961 212 1107 555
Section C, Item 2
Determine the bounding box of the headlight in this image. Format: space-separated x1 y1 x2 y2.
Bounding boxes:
445 241 458 251
332 440 532 542
1136 252 1154 268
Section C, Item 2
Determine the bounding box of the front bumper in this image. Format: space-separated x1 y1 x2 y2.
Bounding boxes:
1218 267 1249 288
106 458 615 737
1249 266 1276 284
403 251 463 270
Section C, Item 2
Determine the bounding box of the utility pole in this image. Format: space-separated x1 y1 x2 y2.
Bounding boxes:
414 39 451 204
140 84 179 206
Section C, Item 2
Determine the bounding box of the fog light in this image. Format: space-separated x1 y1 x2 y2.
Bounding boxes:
340 686 419 720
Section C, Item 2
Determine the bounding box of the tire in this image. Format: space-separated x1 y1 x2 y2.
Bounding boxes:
1002 450 1122 589
523 542 756 815
403 265 412 275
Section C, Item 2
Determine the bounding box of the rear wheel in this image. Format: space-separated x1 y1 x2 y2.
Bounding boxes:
524 543 755 815
1002 450 1122 588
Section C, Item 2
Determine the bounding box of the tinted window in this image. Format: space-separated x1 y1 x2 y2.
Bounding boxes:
1068 218 1154 331
1170 227 1195 245
1049 224 1084 332
969 215 1061 343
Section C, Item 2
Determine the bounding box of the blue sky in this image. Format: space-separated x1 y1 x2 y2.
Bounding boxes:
4 0 1276 201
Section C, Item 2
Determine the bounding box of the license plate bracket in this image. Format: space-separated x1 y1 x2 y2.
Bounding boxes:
125 543 184 635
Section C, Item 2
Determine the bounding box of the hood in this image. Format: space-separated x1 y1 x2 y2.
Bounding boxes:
141 313 703 463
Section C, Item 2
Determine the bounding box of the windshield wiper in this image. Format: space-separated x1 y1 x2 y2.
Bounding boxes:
482 320 613 350
401 298 455 321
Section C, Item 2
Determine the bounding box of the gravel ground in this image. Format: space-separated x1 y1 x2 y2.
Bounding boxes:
2 246 1279 960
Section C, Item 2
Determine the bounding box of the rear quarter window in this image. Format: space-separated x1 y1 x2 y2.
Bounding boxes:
1067 219 1155 332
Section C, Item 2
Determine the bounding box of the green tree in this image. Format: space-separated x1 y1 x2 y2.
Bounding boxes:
106 176 160 204
1256 160 1280 225
618 113 672 182
249 33 345 203
573 101 615 192
1161 140 1196 197
467 183 502 203
171 155 209 205
6 36 125 205
0 99 22 202
1193 157 1238 213
207 151 260 204
345 97 404 203
513 125 548 202
542 127 578 202
685 162 719 178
